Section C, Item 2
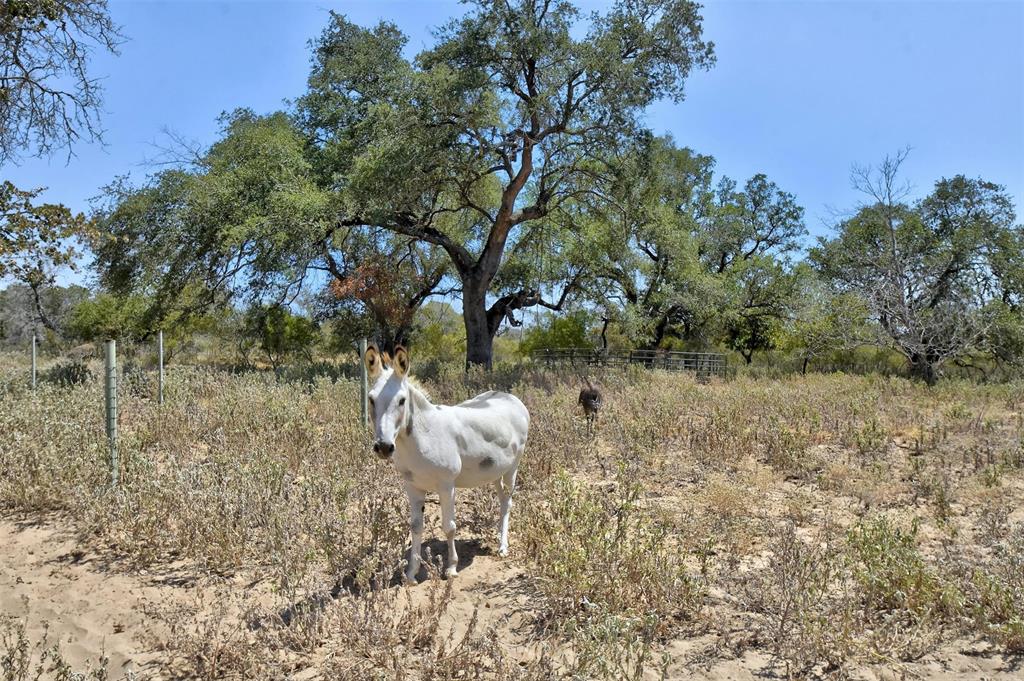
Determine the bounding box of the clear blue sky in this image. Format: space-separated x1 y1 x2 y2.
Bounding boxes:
3 0 1022 270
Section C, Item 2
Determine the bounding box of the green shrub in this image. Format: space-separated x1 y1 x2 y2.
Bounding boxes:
43 359 93 387
962 530 1024 652
521 467 701 634
847 516 959 618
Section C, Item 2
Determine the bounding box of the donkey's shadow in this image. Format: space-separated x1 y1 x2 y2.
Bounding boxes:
408 537 490 583
263 538 490 629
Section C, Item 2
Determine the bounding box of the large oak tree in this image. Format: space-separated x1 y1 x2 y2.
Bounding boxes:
298 0 715 367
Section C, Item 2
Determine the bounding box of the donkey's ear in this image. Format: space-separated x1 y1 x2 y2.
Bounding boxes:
364 344 382 380
393 345 410 377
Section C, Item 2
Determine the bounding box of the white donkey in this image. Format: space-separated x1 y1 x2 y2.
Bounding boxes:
365 345 529 583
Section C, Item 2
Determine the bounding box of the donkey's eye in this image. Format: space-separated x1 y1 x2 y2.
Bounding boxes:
399 397 406 406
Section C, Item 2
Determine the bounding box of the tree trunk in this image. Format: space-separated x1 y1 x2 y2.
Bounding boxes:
463 283 494 370
802 356 809 375
909 352 939 386
377 325 412 356
647 314 670 351
29 282 59 335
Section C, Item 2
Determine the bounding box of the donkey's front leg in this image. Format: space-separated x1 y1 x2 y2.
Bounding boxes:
438 481 459 578
405 484 426 585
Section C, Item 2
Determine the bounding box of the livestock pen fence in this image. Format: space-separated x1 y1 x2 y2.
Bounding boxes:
530 347 729 380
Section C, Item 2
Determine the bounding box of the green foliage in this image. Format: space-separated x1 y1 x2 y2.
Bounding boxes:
720 256 797 362
847 517 956 617
93 111 333 326
409 301 464 364
0 182 93 288
94 110 449 351
67 292 150 342
88 1 719 368
592 135 805 357
982 300 1024 368
43 359 92 387
813 154 1023 382
520 310 592 354
0 182 94 341
780 269 874 371
300 1 715 366
243 305 319 369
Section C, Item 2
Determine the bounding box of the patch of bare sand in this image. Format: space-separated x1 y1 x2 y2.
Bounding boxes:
0 515 197 679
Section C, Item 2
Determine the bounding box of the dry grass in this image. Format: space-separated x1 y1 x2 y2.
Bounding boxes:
1 617 110 681
2 353 1024 678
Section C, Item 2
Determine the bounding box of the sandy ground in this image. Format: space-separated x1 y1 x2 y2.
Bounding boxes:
2 512 1023 680
0 511 540 679
0 516 191 678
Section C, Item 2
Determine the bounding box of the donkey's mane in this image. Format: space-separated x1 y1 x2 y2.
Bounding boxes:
406 375 431 402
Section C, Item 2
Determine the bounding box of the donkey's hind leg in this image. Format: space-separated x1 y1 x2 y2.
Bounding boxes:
438 481 459 578
495 467 519 557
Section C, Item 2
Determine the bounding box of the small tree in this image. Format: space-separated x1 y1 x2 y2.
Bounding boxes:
520 310 592 355
67 292 150 342
410 301 465 364
719 256 801 364
812 151 1022 384
243 305 319 369
784 270 872 374
1 181 94 333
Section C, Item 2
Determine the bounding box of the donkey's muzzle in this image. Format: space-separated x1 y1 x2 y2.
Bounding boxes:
373 441 395 458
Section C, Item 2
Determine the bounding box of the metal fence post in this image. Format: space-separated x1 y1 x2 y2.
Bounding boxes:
157 329 164 405
359 338 368 427
31 332 37 389
104 340 119 487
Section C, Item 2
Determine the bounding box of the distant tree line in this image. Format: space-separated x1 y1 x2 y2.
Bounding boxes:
1 1 1021 383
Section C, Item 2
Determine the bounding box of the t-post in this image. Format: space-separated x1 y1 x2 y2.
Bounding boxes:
104 339 119 487
31 332 37 389
157 329 164 405
359 338 369 427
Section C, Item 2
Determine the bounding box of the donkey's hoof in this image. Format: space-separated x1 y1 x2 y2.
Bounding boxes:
445 566 458 579
404 573 418 586
498 547 509 558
